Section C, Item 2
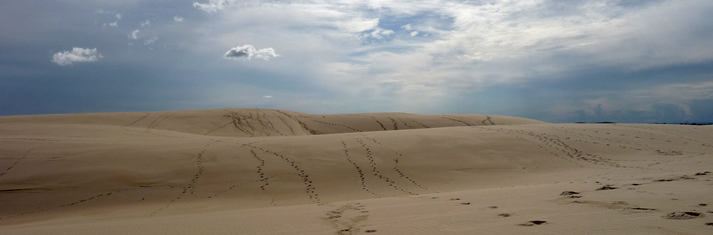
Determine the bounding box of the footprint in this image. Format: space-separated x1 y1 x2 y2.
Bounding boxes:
596 185 618 190
519 220 547 226
323 203 370 235
628 207 656 211
560 191 580 196
664 212 704 220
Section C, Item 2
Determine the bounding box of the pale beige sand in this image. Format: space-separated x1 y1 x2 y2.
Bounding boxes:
1 108 712 234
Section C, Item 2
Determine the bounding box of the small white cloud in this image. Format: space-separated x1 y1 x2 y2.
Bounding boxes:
263 95 273 98
109 21 119 27
129 29 140 39
144 36 158 45
364 28 394 40
193 0 237 13
174 16 184 22
115 13 122 19
224 45 280 61
140 20 150 28
52 47 103 66
410 31 419 37
402 24 412 31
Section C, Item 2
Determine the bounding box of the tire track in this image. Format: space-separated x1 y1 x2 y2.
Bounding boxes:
275 110 322 135
395 117 413 128
302 116 363 133
404 117 430 128
241 143 320 203
124 113 151 127
369 116 388 131
223 111 258 136
0 146 40 180
275 112 298 135
440 115 474 126
552 126 654 152
207 172 301 199
145 114 170 134
353 137 417 195
500 128 625 168
341 141 380 197
624 125 713 149
187 143 212 195
1 189 129 220
255 109 287 136
494 128 586 168
249 149 269 191
203 122 233 135
358 134 431 191
386 117 399 130
481 116 495 125
151 142 213 216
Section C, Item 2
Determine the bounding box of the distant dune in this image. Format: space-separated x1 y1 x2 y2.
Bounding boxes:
1 109 712 234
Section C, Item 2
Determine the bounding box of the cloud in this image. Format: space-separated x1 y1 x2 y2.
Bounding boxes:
129 29 140 39
109 21 118 27
144 36 158 45
51 47 103 66
193 0 237 13
174 16 184 22
224 45 279 60
365 28 394 40
140 20 150 28
263 95 273 98
115 13 122 19
410 31 419 37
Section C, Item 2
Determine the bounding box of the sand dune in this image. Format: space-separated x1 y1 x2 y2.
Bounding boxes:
1 108 712 234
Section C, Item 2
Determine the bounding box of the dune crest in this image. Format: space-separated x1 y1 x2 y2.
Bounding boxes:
0 108 545 138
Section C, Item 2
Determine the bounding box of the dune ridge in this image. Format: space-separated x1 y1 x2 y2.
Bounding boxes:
1 108 712 234
0 108 544 137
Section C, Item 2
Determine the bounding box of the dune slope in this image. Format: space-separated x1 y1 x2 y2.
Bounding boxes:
1 109 712 234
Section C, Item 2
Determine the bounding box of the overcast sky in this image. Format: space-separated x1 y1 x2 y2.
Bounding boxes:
1 0 712 123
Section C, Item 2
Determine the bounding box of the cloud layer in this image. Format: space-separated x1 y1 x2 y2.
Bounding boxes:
224 45 279 60
51 47 103 66
1 1 712 122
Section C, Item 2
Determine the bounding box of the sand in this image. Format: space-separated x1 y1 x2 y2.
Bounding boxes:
1 108 712 234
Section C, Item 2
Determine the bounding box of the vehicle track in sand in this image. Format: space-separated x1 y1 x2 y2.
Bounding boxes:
341 141 380 197
151 142 214 216
352 137 417 195
241 143 320 203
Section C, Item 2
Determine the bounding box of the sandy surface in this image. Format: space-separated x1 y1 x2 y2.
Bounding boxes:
1 108 712 234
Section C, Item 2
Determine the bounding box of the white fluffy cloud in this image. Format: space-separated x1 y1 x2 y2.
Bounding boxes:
224 45 279 60
140 20 150 28
174 16 184 22
51 47 103 66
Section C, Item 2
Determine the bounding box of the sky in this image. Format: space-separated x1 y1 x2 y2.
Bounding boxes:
1 0 712 123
